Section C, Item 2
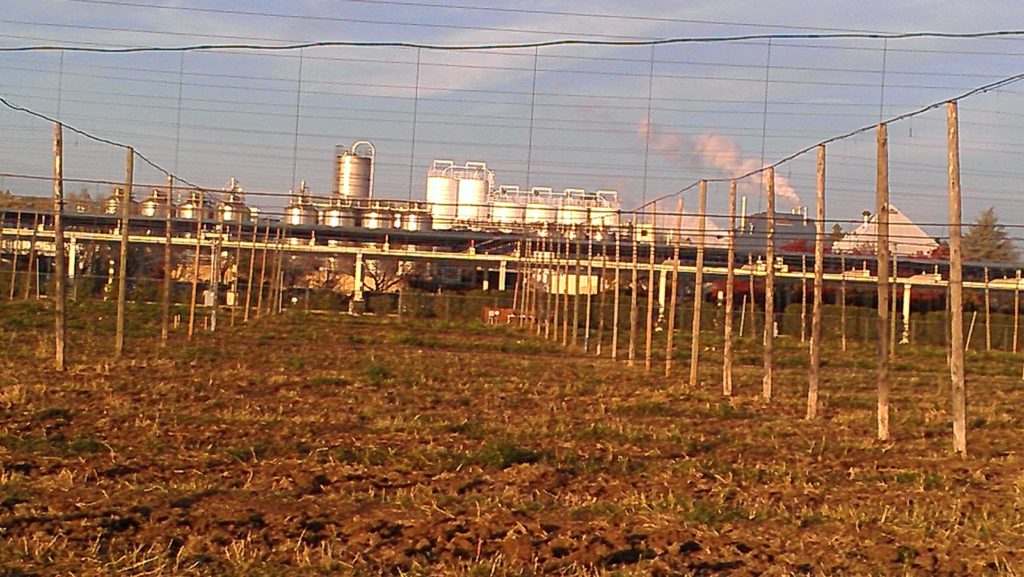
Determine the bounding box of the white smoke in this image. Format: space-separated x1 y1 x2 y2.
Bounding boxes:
637 119 802 208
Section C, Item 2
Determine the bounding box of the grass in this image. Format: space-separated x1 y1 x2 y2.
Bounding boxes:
0 298 1022 575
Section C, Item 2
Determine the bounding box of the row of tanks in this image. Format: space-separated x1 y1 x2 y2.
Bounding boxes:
424 160 621 232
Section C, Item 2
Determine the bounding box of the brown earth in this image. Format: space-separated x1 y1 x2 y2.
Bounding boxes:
0 301 1022 575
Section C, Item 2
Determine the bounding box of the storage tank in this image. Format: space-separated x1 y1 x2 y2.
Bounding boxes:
284 183 319 226
217 177 252 224
178 190 213 221
104 187 138 216
140 188 174 219
456 161 491 223
401 209 432 232
589 205 619 228
426 160 459 230
361 206 394 230
524 187 557 225
321 203 358 227
335 141 374 200
556 189 589 227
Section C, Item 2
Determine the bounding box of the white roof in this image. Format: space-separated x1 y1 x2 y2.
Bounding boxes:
832 205 938 257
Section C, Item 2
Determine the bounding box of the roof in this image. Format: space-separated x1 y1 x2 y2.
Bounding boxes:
832 204 939 257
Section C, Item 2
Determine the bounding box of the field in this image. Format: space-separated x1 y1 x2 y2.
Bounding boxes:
1 300 1023 576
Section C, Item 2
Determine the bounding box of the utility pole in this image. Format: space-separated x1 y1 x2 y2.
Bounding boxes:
160 174 173 347
53 123 67 371
947 101 966 456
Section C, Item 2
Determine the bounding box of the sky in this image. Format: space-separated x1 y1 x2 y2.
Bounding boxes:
1 0 1023 239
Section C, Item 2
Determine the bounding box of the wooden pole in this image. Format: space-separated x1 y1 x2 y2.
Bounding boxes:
1014 270 1021 354
255 224 270 319
545 237 554 339
230 219 243 327
243 224 258 322
763 169 776 400
984 266 991 351
840 254 848 352
808 144 826 419
739 294 747 338
52 123 66 371
511 241 521 320
596 239 608 355
160 175 173 346
628 222 639 366
723 180 737 396
665 198 682 377
747 254 756 338
890 251 897 358
8 212 20 300
187 189 205 339
612 233 622 359
800 254 807 343
572 235 581 347
115 147 133 358
876 122 891 442
561 238 570 345
272 227 285 315
23 213 38 300
584 229 594 351
689 180 708 387
947 101 967 455
644 212 656 370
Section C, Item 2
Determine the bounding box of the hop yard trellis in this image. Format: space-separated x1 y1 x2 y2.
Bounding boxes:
2 57 1024 457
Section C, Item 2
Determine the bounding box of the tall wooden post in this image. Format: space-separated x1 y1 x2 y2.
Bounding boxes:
8 212 20 300
723 180 737 395
115 148 134 358
841 254 848 351
628 223 639 366
876 122 891 442
255 224 270 319
544 237 554 339
747 254 756 338
243 224 258 322
808 145 826 419
187 189 205 339
511 241 522 320
161 174 173 346
763 168 776 400
689 180 708 388
272 227 285 315
596 240 608 355
665 198 682 377
612 234 622 358
584 230 594 351
561 238 570 346
644 217 656 370
890 252 897 358
230 219 243 327
572 236 581 347
52 123 66 371
947 101 967 455
984 266 991 351
23 214 38 300
800 255 808 343
1014 269 1021 354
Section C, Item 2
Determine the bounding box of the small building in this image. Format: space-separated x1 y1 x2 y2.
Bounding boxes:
832 205 939 257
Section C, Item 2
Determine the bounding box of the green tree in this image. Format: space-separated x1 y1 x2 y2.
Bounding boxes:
963 207 1017 263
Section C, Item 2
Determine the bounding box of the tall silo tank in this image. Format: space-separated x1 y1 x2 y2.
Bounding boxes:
589 205 619 228
426 162 459 230
322 204 358 227
491 199 525 230
335 147 372 199
456 175 488 222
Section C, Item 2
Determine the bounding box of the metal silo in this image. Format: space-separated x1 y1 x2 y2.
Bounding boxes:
556 189 589 227
589 189 621 228
524 187 557 225
401 207 432 232
284 182 319 226
361 202 395 230
426 160 459 230
490 186 525 232
217 178 252 224
334 141 374 200
141 188 175 219
456 161 491 223
178 189 213 221
322 199 358 227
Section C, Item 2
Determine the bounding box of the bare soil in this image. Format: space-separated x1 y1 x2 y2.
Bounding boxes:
0 301 1022 575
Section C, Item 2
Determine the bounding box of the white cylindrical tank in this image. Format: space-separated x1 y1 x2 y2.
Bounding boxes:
426 160 459 230
335 141 374 199
556 202 588 227
491 200 525 228
589 205 620 228
456 175 488 222
361 207 394 230
322 204 358 227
